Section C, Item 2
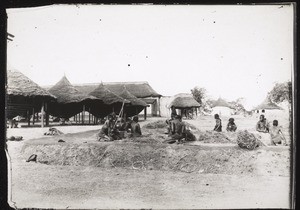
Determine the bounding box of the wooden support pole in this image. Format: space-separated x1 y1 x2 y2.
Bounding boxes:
157 97 161 117
144 107 147 120
41 102 44 128
82 105 85 125
32 107 35 125
27 110 30 126
88 108 90 124
78 112 81 124
45 103 49 126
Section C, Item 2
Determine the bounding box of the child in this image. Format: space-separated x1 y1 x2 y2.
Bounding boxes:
213 114 222 132
269 120 287 146
130 115 142 137
226 118 237 132
256 114 269 133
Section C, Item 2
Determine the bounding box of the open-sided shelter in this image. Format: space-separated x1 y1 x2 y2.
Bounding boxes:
118 87 148 118
6 69 56 126
88 83 130 118
48 76 104 120
74 81 162 116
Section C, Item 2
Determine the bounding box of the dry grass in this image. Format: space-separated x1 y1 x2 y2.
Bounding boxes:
169 95 200 109
119 88 147 107
21 141 290 176
89 83 129 105
48 76 98 104
7 69 56 100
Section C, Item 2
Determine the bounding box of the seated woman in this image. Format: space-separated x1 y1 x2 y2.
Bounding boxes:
97 114 114 141
226 118 237 132
269 120 287 146
130 115 142 137
213 114 222 132
256 114 269 133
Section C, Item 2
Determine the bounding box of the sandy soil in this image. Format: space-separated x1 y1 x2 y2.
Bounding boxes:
6 116 292 209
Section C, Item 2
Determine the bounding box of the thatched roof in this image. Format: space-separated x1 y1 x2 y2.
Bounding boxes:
72 81 161 98
169 93 200 109
89 83 129 105
119 87 148 107
211 98 232 108
48 76 98 104
254 98 283 110
6 69 56 100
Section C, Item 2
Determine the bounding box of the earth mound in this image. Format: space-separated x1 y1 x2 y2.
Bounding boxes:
21 141 290 176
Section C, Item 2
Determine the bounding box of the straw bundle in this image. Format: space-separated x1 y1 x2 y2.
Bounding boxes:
236 130 260 150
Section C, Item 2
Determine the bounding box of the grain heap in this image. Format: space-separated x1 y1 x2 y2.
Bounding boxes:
236 130 262 150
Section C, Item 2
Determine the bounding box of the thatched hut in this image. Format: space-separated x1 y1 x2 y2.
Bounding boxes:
252 98 285 121
74 81 162 116
48 76 104 120
168 93 201 118
254 98 283 111
118 87 148 118
6 69 56 126
88 83 129 118
211 97 234 116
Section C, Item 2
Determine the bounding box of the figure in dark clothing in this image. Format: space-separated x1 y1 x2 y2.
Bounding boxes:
213 114 222 132
115 118 126 131
226 118 237 132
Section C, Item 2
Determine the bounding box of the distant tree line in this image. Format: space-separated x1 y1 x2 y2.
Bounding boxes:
267 81 292 104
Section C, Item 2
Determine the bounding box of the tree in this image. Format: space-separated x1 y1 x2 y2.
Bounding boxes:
268 82 292 104
229 98 246 114
191 87 207 106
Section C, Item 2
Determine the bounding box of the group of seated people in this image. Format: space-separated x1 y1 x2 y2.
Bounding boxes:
97 112 142 141
213 113 287 146
165 114 196 144
255 114 287 146
213 114 237 132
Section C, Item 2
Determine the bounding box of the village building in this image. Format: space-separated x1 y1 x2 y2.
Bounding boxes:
118 87 148 119
48 76 103 124
6 69 56 127
88 83 130 119
210 97 235 117
160 93 200 118
74 81 162 117
253 98 287 122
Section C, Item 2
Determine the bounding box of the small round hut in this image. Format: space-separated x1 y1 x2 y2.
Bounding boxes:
211 97 234 116
6 69 56 126
253 98 285 121
48 76 103 120
168 93 201 118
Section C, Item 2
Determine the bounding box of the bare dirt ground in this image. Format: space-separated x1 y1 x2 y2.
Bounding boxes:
6 116 292 209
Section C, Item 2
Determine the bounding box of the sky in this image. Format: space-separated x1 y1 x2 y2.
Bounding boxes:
7 4 294 110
